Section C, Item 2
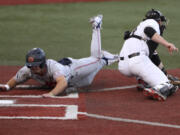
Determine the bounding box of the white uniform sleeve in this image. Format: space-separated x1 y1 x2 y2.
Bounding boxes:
14 66 31 83
48 60 68 81
145 19 160 35
135 19 160 40
53 66 65 80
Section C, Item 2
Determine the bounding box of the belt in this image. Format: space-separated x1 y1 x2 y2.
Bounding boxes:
129 35 142 40
128 35 146 41
120 52 140 60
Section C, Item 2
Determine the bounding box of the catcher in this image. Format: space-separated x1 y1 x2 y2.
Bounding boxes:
119 9 179 101
0 15 118 97
136 10 180 91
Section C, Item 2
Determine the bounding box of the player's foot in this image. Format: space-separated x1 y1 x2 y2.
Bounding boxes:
143 88 167 101
89 14 103 29
102 50 119 65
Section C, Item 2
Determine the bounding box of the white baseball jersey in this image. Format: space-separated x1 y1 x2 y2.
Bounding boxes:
14 28 106 88
118 19 169 87
120 19 160 57
14 59 71 86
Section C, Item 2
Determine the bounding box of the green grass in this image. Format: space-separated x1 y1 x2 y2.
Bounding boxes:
0 0 179 69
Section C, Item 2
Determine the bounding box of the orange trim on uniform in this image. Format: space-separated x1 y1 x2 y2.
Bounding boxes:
74 59 100 71
97 29 101 58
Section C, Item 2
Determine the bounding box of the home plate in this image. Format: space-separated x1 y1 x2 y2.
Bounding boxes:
0 100 15 104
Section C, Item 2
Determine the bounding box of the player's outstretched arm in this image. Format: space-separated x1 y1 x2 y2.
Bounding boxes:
42 76 68 97
151 33 179 54
0 77 17 91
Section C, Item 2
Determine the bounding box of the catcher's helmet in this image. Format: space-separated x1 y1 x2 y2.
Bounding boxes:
145 9 166 22
26 48 46 68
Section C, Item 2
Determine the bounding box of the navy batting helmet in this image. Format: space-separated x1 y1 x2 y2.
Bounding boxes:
26 48 46 68
145 9 166 22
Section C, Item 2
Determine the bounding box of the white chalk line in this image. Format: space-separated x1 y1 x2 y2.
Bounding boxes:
0 116 75 120
0 100 15 104
0 104 78 120
66 105 78 119
78 112 180 129
2 111 180 129
88 85 137 92
0 85 137 99
0 85 137 121
0 104 76 107
0 84 48 89
0 93 79 99
2 102 179 129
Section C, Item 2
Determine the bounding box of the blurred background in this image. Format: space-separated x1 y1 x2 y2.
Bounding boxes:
0 0 179 69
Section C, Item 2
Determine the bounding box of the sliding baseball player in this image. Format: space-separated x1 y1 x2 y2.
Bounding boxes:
0 15 119 97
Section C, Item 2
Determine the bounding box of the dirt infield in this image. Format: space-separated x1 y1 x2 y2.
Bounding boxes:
0 66 180 135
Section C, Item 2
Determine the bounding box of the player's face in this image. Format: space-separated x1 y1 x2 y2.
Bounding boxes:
30 66 43 75
159 20 167 27
159 21 163 26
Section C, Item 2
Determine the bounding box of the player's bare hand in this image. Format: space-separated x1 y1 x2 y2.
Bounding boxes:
42 92 54 98
0 85 9 91
167 43 179 54
0 86 6 91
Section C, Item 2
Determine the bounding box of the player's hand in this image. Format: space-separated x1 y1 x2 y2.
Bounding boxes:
167 43 179 54
0 85 9 91
0 85 6 91
42 92 54 98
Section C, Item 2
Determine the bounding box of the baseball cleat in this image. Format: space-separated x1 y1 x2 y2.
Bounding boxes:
89 14 103 29
143 88 167 101
102 50 119 65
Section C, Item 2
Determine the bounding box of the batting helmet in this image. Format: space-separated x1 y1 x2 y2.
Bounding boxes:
26 48 46 68
145 9 166 22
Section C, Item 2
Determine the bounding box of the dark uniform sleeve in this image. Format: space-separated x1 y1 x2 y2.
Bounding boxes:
144 27 156 38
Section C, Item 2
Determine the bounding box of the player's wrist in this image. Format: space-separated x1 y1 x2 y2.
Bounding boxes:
4 84 10 91
49 92 55 96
